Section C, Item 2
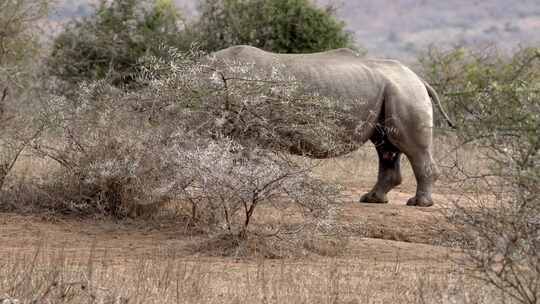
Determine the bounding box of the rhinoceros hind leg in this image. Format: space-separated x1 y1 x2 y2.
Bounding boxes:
404 151 439 207
359 191 389 204
360 132 402 204
406 196 434 207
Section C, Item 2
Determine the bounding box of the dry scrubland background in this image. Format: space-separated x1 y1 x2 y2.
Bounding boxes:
52 0 540 59
1 0 539 303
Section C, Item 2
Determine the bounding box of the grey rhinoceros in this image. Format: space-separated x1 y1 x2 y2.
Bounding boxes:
207 45 454 207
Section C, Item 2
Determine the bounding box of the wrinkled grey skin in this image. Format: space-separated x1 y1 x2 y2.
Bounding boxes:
209 45 451 207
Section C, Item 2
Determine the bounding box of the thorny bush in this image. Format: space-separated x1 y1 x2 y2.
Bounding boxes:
27 48 342 238
139 47 362 158
0 0 49 200
421 46 540 304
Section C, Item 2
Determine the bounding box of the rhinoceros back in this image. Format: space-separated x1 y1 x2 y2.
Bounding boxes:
210 46 386 102
207 46 429 154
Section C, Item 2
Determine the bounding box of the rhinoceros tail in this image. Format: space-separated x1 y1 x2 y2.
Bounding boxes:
422 80 456 129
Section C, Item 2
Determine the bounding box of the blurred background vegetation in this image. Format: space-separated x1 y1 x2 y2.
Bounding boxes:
47 0 355 86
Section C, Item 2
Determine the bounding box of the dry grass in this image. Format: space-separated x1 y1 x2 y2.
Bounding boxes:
0 241 500 304
0 137 509 303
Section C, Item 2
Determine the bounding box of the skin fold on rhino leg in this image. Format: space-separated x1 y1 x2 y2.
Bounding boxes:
360 126 403 204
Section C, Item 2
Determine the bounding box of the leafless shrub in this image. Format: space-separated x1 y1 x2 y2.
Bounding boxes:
14 48 342 242
420 46 540 303
138 47 361 158
25 81 173 217
0 73 46 214
0 83 45 213
0 0 50 208
175 138 339 237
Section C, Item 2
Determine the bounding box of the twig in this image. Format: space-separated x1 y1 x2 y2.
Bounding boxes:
0 87 7 117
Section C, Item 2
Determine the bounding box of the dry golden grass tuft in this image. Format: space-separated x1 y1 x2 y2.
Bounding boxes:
0 241 500 304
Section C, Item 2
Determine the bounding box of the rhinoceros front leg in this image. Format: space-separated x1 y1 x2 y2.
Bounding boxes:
360 140 402 204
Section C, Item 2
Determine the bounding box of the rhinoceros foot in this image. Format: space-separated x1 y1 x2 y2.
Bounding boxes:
359 192 388 204
406 196 434 207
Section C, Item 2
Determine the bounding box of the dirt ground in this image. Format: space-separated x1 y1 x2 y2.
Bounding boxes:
0 146 494 303
0 187 488 303
0 188 455 260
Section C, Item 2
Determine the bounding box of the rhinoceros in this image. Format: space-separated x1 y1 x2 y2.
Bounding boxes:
207 45 454 207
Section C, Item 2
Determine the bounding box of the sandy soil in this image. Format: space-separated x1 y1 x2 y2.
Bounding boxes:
1 185 491 303
0 187 458 262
